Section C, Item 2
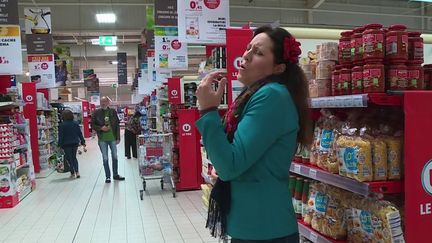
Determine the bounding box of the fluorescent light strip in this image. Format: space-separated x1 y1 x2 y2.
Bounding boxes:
96 13 116 23
105 46 118 51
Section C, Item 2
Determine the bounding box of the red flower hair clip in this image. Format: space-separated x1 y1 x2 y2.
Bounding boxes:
283 36 302 64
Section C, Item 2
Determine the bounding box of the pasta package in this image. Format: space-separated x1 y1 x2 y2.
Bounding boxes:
382 136 403 180
371 138 388 181
317 111 340 173
336 134 373 182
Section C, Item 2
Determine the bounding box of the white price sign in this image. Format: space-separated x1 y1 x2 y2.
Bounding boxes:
352 94 365 107
177 0 230 44
155 26 188 70
27 54 56 89
0 26 23 75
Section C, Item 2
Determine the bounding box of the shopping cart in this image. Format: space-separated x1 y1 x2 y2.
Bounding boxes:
138 133 176 199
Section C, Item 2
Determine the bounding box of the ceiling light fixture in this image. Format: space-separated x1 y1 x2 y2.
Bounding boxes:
410 0 432 2
91 38 100 45
110 60 119 65
96 13 116 23
105 46 118 52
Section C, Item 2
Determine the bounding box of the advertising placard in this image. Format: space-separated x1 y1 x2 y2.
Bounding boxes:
147 50 156 83
154 26 188 70
0 0 19 25
89 92 100 106
26 34 53 54
177 0 229 44
226 28 252 104
146 5 155 30
0 26 22 75
404 91 432 242
24 8 52 34
117 52 128 84
155 0 177 26
27 54 55 89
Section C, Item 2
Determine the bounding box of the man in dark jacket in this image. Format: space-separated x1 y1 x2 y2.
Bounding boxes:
91 96 125 183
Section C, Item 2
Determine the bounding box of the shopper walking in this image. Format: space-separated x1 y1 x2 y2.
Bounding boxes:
196 25 312 242
58 110 86 179
91 96 125 183
124 111 142 159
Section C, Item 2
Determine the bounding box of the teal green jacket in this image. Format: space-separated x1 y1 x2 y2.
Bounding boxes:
196 82 299 240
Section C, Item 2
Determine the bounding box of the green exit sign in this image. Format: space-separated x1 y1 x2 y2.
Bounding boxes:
99 36 117 46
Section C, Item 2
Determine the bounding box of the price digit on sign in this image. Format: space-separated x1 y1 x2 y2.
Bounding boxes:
190 1 197 9
162 45 168 50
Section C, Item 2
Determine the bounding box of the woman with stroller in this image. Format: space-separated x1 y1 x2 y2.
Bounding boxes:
58 110 86 178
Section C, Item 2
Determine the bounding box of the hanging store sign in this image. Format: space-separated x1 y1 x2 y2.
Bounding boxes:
155 0 178 26
117 52 128 84
98 36 117 46
0 26 22 75
0 0 19 25
26 34 53 54
27 54 55 89
154 26 188 70
146 5 155 30
177 0 229 44
24 7 52 34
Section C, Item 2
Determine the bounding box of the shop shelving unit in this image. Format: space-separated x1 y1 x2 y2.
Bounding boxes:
292 91 432 243
0 101 35 208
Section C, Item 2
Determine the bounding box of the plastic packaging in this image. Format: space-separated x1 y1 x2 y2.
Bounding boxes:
316 79 332 97
316 61 336 79
319 42 339 61
407 61 424 90
386 24 408 61
350 27 365 64
387 62 408 90
408 32 424 62
363 62 385 93
339 31 353 64
363 23 385 61
339 67 352 95
351 65 364 94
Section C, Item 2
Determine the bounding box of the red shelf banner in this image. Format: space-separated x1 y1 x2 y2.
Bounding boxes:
404 91 432 243
168 77 181 105
225 28 253 104
22 82 40 173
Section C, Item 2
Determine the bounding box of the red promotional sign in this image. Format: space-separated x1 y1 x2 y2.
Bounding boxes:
404 91 432 242
82 101 91 138
22 82 40 173
225 28 253 104
168 77 181 105
147 49 155 57
176 109 202 190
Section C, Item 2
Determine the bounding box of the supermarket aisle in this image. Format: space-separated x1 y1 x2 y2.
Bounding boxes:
0 134 216 243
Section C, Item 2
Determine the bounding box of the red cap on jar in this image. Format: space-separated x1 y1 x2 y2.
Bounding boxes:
364 23 383 29
389 24 407 31
341 31 353 37
407 60 423 65
408 32 422 37
353 27 365 33
423 64 432 69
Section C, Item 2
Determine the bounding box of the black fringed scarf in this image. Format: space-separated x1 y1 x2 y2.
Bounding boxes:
206 77 273 241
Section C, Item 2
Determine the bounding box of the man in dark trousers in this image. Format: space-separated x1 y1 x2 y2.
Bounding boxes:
91 96 125 183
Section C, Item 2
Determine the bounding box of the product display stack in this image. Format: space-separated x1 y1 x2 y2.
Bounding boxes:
37 109 57 173
292 23 432 243
0 94 35 208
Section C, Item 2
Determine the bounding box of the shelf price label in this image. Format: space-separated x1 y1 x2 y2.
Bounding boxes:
309 169 317 180
294 164 301 174
309 231 318 242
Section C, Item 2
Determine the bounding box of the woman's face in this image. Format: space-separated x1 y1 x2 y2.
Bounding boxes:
238 33 277 86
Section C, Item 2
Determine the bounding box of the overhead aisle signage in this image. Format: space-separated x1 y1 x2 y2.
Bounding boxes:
154 26 188 70
0 0 19 25
177 0 229 44
27 54 55 89
155 0 178 26
0 26 22 75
